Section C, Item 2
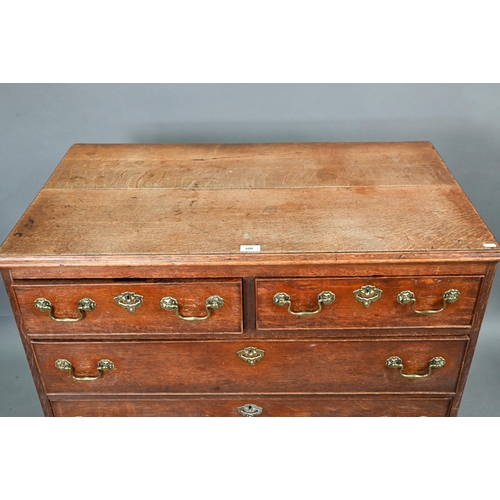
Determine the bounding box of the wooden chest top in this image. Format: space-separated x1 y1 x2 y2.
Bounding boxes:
0 142 498 264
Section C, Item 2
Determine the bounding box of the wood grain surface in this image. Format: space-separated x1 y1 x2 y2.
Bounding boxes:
1 142 498 260
7 260 492 279
448 262 499 416
14 279 242 334
33 338 468 395
0 186 497 257
51 396 452 417
46 142 456 190
256 276 482 329
0 269 54 416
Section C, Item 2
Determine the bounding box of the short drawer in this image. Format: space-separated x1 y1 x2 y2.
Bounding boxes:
256 276 482 330
34 338 468 395
14 279 242 334
51 396 452 417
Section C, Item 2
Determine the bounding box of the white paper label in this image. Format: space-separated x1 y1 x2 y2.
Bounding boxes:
240 245 261 252
483 243 497 248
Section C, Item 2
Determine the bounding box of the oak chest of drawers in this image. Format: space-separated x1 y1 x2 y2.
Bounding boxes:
1 142 499 417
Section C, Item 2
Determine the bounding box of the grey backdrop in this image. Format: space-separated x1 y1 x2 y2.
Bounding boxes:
0 84 499 416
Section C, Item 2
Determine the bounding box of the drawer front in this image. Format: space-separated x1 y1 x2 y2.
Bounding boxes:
51 396 452 417
34 338 467 395
14 280 242 334
256 276 482 330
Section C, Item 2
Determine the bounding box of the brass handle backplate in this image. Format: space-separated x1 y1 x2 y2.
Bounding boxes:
237 346 265 366
238 404 263 417
160 295 224 321
34 297 96 322
397 289 460 315
55 359 114 381
273 291 335 316
386 356 446 379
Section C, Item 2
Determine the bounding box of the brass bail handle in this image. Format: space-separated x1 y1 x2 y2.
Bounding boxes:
34 297 96 322
386 356 446 379
160 295 224 321
55 359 114 381
273 291 335 316
397 289 460 315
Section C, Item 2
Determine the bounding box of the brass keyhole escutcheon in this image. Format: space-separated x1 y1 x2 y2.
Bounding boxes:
237 404 263 417
353 285 383 308
114 291 144 314
237 346 265 366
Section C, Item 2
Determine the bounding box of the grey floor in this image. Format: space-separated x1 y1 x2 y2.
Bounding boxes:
1 282 499 416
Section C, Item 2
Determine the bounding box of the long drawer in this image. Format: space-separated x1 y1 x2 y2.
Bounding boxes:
51 396 453 417
34 338 468 395
256 276 482 330
14 279 242 334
